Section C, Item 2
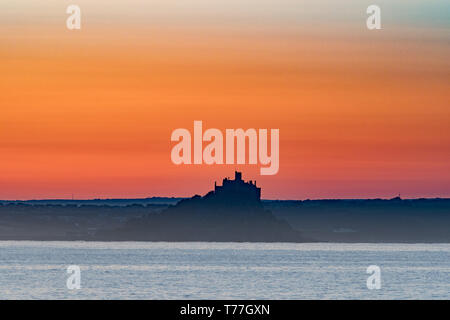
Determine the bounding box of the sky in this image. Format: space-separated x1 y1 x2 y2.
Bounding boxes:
1 1 449 200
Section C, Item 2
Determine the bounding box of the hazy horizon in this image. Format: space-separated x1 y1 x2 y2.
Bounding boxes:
2 195 449 202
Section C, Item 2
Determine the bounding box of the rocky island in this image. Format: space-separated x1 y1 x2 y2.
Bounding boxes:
104 171 305 242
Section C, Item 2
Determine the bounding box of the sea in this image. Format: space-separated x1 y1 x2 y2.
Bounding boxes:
0 241 448 299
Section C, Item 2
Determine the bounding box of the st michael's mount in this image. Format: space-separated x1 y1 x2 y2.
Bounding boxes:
104 172 306 242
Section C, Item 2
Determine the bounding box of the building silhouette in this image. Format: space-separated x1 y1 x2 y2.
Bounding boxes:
206 171 261 203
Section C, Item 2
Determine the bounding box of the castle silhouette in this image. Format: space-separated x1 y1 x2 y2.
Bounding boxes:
206 171 261 203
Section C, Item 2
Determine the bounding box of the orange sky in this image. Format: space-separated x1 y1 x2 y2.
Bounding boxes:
1 1 449 199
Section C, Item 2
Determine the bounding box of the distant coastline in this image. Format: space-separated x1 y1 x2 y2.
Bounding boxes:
2 196 449 205
1 172 449 243
1 197 449 243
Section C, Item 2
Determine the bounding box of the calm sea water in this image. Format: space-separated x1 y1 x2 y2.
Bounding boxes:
0 241 448 299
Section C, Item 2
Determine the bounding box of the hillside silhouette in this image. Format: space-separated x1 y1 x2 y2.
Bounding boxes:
103 172 305 242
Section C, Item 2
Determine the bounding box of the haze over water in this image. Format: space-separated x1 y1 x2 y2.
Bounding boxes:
0 241 448 299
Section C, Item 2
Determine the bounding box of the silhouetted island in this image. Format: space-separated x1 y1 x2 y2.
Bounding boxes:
101 172 306 242
1 173 450 242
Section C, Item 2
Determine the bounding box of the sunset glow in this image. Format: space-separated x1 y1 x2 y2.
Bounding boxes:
1 1 449 199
